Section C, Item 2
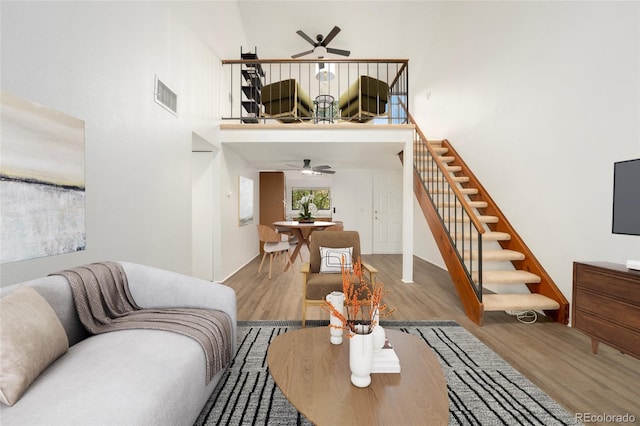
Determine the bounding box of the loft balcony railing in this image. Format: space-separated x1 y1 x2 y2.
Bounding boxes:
221 57 408 125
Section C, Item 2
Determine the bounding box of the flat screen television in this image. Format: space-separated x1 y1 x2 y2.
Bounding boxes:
612 158 640 236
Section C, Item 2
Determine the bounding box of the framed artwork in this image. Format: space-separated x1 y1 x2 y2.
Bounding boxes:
238 176 253 227
0 92 86 263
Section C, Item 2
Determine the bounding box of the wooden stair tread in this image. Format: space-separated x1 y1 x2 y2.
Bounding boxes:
453 215 498 224
473 270 541 284
462 249 524 261
479 231 510 241
419 164 461 173
413 146 449 155
436 200 488 208
414 151 443 156
483 293 560 312
455 231 510 241
431 187 478 195
424 176 469 183
441 165 461 172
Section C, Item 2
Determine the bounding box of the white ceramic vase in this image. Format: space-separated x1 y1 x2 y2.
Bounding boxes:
371 308 386 352
326 291 344 345
349 326 374 388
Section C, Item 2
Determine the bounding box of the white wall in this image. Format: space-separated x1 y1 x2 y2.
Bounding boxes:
411 2 640 302
192 150 216 280
217 147 260 280
0 1 234 285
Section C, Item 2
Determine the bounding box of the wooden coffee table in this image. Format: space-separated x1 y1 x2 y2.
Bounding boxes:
266 327 449 425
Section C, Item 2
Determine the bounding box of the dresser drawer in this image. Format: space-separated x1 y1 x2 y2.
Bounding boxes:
574 310 640 357
575 266 640 303
574 290 640 330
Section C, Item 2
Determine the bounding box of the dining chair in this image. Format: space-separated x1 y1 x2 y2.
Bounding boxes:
274 224 302 263
324 220 344 231
257 224 293 279
301 231 377 326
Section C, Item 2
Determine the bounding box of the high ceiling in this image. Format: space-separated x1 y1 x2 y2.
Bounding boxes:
174 1 445 172
235 1 438 61
173 1 442 63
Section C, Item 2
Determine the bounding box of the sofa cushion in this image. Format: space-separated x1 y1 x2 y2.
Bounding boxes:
261 79 313 119
338 76 389 121
338 76 389 107
319 246 353 273
309 231 362 274
340 96 387 118
0 286 69 406
305 273 350 300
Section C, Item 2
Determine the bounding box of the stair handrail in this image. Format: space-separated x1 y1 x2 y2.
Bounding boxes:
408 112 486 234
403 111 484 301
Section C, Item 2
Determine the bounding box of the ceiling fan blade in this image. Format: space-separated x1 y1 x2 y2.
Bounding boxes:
286 163 302 169
322 26 341 46
326 47 350 57
291 49 315 59
319 170 336 174
296 30 317 47
313 165 332 170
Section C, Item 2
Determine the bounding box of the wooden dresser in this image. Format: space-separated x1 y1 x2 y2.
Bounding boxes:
572 262 640 360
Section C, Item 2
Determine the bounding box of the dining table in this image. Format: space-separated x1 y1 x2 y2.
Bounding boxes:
272 220 336 270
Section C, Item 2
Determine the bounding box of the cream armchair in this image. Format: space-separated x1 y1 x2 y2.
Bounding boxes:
301 231 377 326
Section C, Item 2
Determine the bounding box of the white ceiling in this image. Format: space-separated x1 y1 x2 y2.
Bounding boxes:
172 1 442 62
235 1 439 61
222 140 405 171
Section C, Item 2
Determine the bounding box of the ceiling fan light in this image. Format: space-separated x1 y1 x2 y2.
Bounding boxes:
301 169 322 176
315 62 335 82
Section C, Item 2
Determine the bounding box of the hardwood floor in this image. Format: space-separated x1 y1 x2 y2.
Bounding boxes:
224 251 640 425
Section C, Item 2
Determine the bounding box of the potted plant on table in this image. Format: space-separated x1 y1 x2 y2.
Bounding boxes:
298 194 318 223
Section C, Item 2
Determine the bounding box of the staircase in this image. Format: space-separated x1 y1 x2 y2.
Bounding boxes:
404 118 569 326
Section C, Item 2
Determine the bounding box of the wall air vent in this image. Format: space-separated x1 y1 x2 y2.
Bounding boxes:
154 75 178 116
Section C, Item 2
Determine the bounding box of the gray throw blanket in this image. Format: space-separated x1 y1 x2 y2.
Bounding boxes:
52 261 232 383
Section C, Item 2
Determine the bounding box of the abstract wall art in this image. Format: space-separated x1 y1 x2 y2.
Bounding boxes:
238 175 253 227
1 92 86 263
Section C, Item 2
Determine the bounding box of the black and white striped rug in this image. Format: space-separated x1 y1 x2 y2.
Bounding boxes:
195 320 579 426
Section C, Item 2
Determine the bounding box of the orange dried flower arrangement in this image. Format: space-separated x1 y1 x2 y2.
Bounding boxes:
321 256 395 335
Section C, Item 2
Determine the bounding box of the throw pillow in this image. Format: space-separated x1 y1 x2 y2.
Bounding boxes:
319 246 353 273
0 286 69 406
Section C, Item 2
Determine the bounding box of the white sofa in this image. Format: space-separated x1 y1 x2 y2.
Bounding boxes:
0 261 237 426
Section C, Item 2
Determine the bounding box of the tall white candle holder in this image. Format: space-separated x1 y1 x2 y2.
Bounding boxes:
326 291 344 345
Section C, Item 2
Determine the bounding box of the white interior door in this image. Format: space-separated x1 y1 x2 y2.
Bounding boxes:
373 172 403 253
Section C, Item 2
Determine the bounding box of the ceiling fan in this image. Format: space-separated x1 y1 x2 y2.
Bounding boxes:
291 26 351 59
287 159 336 175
